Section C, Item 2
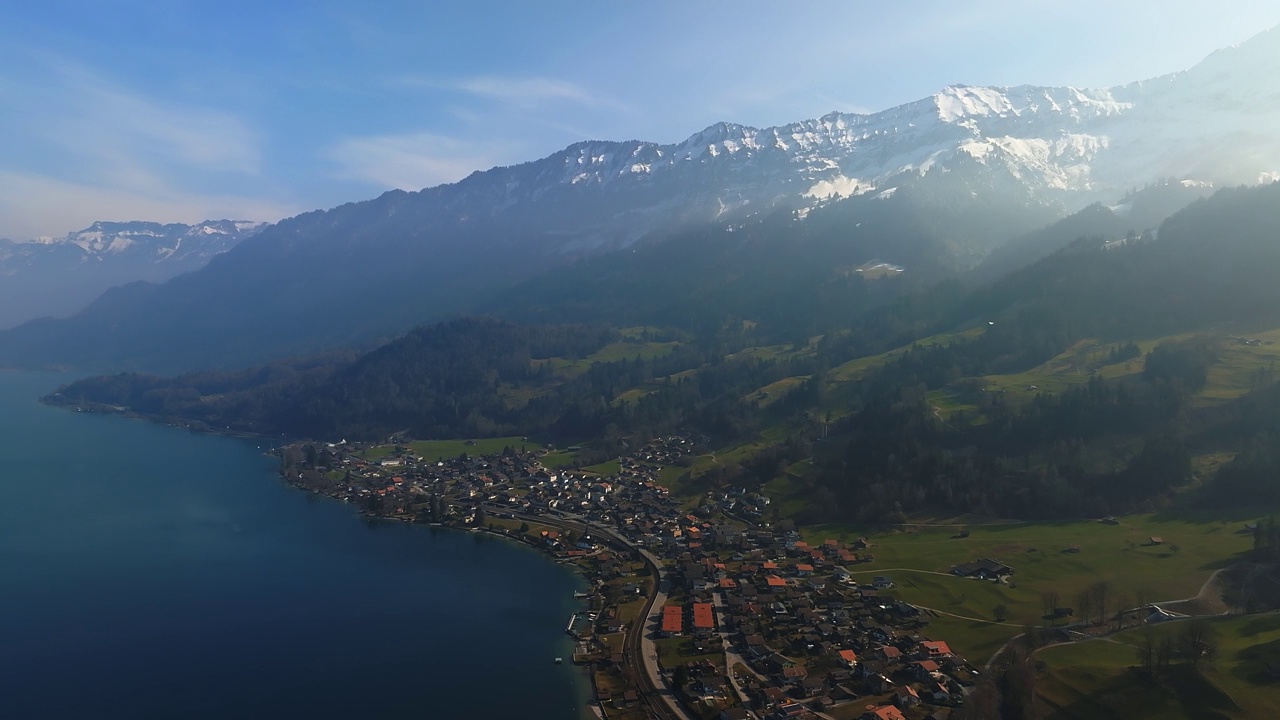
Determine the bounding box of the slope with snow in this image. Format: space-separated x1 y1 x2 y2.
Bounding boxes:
0 219 266 328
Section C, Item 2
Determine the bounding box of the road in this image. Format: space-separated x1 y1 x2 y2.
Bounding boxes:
497 507 694 720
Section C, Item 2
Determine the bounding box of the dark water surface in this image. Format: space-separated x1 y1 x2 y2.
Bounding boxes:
0 371 586 719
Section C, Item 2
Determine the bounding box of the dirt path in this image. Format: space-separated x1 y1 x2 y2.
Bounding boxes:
1156 563 1239 616
983 563 1243 668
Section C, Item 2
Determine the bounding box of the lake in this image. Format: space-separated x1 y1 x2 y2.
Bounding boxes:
0 370 587 719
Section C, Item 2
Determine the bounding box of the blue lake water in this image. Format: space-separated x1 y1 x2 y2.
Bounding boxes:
0 371 587 719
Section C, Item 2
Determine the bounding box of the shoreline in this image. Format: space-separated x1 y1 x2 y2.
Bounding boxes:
39 396 303 445
278 471 606 720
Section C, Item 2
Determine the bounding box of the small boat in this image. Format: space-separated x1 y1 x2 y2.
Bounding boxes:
554 657 563 665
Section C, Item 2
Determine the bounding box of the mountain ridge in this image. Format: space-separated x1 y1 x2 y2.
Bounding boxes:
3 27 1279 371
0 219 265 329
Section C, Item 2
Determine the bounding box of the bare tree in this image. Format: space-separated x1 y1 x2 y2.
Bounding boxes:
1041 590 1059 620
1090 581 1110 625
1137 626 1156 678
1115 592 1132 629
1157 635 1175 674
1077 591 1093 627
1178 620 1219 669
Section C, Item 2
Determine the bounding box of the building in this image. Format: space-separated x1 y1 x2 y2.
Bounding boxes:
662 605 684 636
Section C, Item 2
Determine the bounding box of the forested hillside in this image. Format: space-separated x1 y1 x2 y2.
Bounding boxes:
51 182 1280 521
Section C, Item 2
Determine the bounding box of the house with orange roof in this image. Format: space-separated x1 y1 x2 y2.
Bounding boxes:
692 602 715 630
765 575 788 588
922 640 952 658
838 649 858 666
910 659 940 681
861 705 905 720
661 605 683 636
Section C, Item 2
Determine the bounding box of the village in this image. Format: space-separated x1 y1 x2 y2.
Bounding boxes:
281 436 990 720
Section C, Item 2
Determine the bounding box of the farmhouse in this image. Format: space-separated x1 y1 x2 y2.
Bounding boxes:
951 558 1014 579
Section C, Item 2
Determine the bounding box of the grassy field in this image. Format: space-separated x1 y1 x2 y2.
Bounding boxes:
828 328 983 383
926 327 1280 415
1037 612 1280 719
800 511 1263 661
581 459 621 476
743 376 809 407
540 450 581 469
407 436 530 459
542 340 680 378
361 436 530 461
654 636 723 670
614 386 659 406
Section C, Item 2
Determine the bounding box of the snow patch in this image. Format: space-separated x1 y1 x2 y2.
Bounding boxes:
804 175 874 201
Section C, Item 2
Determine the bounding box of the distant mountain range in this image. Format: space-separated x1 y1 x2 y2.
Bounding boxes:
2 27 1279 371
0 220 265 329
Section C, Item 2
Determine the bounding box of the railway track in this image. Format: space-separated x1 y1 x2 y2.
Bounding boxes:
498 508 688 719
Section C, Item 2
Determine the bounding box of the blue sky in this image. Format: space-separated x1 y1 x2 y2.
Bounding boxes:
2 0 1279 239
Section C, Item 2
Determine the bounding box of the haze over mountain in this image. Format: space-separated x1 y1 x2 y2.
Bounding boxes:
0 220 264 329
3 27 1279 373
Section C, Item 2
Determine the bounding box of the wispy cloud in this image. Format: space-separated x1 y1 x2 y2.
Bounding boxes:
456 76 599 106
32 59 262 181
324 132 515 191
393 73 625 111
0 52 273 238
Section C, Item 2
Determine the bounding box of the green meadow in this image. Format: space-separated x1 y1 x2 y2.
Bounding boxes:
1038 612 1280 719
801 511 1261 660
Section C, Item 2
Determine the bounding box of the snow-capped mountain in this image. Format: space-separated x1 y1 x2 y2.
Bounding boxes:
414 25 1279 254
7 219 265 265
0 219 265 329
4 26 1279 371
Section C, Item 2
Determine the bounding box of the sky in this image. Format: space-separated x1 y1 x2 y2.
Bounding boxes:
2 1 1279 240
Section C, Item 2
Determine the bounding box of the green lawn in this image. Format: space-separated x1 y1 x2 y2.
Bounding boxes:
407 436 529 460
540 450 581 469
654 637 723 670
799 511 1263 660
581 459 621 476
1037 612 1280 719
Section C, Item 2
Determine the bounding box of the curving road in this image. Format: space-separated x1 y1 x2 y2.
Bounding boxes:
497 507 693 720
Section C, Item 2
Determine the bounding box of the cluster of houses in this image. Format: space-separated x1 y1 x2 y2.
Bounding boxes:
649 530 975 720
284 436 979 720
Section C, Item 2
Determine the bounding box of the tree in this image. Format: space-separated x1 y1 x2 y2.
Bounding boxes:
1137 626 1156 678
1077 591 1093 628
1157 635 1175 674
1088 580 1110 625
998 645 1037 720
1177 620 1219 669
473 506 487 526
672 664 689 691
993 603 1009 622
518 521 530 534
1042 591 1060 620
